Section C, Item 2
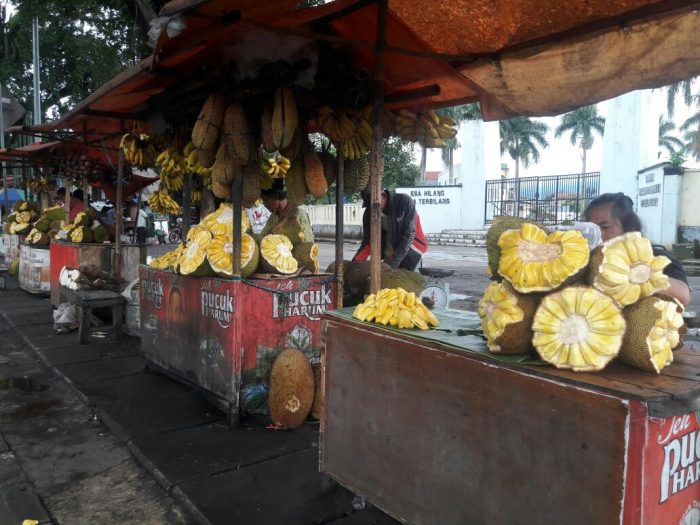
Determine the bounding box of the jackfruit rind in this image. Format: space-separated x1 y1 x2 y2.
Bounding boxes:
207 232 259 278
532 286 625 372
43 205 66 221
292 242 319 274
478 281 538 354
70 226 93 243
178 229 214 276
486 216 548 280
380 268 427 295
34 217 51 232
259 234 298 274
271 216 304 245
587 232 670 307
498 223 589 293
618 296 685 373
268 348 314 429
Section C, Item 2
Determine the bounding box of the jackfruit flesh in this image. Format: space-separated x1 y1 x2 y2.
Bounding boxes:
149 245 183 271
497 223 589 293
589 232 669 306
478 281 533 354
532 286 625 372
260 234 298 274
202 203 251 236
178 230 213 275
207 232 259 278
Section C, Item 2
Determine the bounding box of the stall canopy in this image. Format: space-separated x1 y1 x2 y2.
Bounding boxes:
17 0 700 143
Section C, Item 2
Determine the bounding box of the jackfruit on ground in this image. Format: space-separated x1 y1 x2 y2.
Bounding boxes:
586 232 670 307
259 234 298 274
478 281 539 354
268 348 314 429
618 296 685 373
497 223 589 293
207 232 259 278
532 286 625 372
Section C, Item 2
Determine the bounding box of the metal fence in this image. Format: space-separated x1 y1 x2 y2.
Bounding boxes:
484 172 600 226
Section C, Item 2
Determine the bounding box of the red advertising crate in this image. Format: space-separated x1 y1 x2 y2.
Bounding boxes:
49 240 147 306
139 266 337 421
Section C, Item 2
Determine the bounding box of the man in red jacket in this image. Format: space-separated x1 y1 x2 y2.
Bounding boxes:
353 188 428 271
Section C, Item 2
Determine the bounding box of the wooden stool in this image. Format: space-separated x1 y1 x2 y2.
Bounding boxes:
60 287 125 344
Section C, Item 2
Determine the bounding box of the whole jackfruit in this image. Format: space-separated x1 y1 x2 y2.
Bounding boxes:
271 87 298 150
42 205 67 221
304 151 328 198
70 226 93 243
618 296 685 374
343 156 369 194
586 232 670 307
497 223 589 293
259 234 298 274
532 286 625 372
192 93 226 151
285 162 307 207
478 281 539 355
268 348 315 429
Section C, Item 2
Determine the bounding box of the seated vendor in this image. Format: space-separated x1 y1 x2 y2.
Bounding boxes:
259 178 314 242
67 189 86 223
583 192 691 306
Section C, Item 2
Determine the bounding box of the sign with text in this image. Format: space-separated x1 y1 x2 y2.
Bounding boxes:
396 186 463 233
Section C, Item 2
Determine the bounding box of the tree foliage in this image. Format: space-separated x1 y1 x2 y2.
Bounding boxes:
499 117 549 178
0 0 163 121
658 116 684 156
554 105 605 174
381 136 420 189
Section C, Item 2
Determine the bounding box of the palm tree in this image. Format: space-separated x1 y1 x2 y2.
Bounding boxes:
681 110 700 161
499 117 549 178
554 105 605 174
658 116 684 157
666 78 696 118
437 103 482 184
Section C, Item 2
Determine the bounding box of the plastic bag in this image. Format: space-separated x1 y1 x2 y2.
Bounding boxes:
121 278 139 302
571 222 602 250
53 303 79 333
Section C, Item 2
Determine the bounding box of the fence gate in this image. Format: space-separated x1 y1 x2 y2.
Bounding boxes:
484 172 600 226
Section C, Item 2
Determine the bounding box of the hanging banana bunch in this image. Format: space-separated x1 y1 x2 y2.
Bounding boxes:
316 105 374 160
155 146 186 192
260 154 291 179
183 141 213 180
120 133 157 168
392 109 458 148
148 189 182 215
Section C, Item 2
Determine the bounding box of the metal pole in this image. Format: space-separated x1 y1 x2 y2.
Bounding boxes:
133 190 143 244
114 149 124 277
334 152 345 308
0 85 7 219
369 0 388 295
232 165 242 276
32 18 41 127
182 171 192 241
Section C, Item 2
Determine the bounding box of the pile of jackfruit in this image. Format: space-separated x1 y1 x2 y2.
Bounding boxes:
352 287 440 330
2 200 38 235
479 217 686 374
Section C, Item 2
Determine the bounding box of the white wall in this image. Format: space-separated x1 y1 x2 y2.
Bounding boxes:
679 169 700 227
601 90 660 198
396 186 463 233
636 164 681 248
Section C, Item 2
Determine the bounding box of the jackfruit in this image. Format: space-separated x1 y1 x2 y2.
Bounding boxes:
318 151 337 186
10 222 31 235
532 286 625 372
148 245 184 271
271 87 298 150
304 151 328 198
222 103 252 165
178 229 214 276
207 232 259 278
270 216 304 245
268 348 315 429
352 287 440 330
212 178 230 199
202 203 251 236
292 242 320 274
192 93 226 151
586 232 670 307
26 228 49 246
285 162 307 207
70 226 93 243
197 146 217 169
281 126 303 160
259 234 298 274
618 296 685 373
497 223 589 293
260 105 276 153
242 164 261 208
42 205 66 221
478 281 539 354
343 156 369 194
486 216 546 279
92 225 109 243
380 268 428 295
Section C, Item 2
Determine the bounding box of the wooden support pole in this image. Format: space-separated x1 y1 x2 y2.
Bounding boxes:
369 0 388 295
232 164 243 276
114 149 124 278
334 152 345 308
1 164 8 219
182 171 192 241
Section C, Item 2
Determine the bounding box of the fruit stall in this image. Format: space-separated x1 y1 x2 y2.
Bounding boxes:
11 0 700 521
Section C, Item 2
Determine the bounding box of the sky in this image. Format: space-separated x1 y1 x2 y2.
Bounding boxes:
426 89 699 177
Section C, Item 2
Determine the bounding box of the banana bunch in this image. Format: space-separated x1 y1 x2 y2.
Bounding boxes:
317 105 373 160
183 142 213 180
148 189 182 215
352 287 440 330
120 133 157 168
393 109 457 148
191 190 202 204
260 155 291 179
156 146 186 192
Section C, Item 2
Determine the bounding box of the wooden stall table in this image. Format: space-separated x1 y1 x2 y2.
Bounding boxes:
61 287 125 344
320 308 700 525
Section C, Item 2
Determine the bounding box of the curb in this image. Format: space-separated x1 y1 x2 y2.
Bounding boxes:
1 310 213 525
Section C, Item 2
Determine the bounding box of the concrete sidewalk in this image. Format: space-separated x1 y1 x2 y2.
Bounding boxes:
0 279 397 525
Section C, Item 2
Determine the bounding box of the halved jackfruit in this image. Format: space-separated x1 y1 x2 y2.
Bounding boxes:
586 232 670 307
178 229 214 276
618 296 685 373
207 232 259 278
486 216 547 280
292 242 319 273
497 223 589 293
202 203 251 236
259 234 298 274
532 286 625 372
148 245 183 271
478 281 539 354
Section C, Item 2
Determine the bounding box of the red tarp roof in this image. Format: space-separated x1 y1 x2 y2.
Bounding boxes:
19 0 700 140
